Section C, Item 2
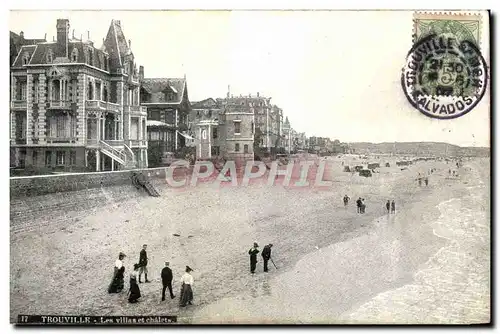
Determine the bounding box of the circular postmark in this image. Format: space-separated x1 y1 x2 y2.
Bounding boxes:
401 32 488 119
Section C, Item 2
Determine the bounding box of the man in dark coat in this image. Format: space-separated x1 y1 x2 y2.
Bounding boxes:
161 261 175 301
356 198 362 213
261 244 273 272
248 242 260 274
386 200 391 214
138 244 150 283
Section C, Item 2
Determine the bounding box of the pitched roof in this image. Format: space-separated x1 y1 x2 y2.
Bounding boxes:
141 78 187 104
104 19 131 70
191 98 218 109
26 40 108 70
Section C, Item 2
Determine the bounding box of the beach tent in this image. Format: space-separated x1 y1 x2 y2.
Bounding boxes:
343 166 351 172
359 169 372 177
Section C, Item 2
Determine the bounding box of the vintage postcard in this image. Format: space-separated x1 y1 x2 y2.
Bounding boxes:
9 10 490 325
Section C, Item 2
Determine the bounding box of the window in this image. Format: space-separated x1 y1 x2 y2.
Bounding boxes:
87 81 93 100
202 129 207 140
45 151 52 166
251 122 254 134
69 151 76 165
21 83 27 100
32 151 38 165
22 52 29 65
34 81 39 103
244 144 249 154
49 115 74 138
234 121 241 134
56 151 65 166
213 127 218 139
235 143 240 152
47 49 54 63
71 48 78 62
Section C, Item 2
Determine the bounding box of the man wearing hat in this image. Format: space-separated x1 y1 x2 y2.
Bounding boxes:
161 262 175 301
179 266 194 307
261 244 273 272
138 244 150 283
248 242 260 274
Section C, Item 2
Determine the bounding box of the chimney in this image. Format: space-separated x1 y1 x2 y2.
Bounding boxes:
56 19 70 57
87 31 90 40
257 92 260 97
44 33 47 41
19 31 24 39
128 39 131 49
139 65 144 80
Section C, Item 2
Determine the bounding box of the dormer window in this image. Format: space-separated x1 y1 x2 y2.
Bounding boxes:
71 48 78 62
88 48 94 65
47 49 54 63
22 52 29 65
84 49 89 64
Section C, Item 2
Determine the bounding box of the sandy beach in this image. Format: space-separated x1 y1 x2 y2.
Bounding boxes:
10 157 490 324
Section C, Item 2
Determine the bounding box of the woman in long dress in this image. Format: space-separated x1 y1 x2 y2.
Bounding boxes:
108 252 126 293
179 266 194 307
128 264 142 303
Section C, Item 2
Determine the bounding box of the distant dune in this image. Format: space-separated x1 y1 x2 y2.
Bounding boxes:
347 142 490 157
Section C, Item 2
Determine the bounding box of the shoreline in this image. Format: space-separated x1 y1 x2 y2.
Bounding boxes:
184 161 486 324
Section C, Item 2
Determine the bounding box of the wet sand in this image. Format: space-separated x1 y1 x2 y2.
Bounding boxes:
10 157 489 324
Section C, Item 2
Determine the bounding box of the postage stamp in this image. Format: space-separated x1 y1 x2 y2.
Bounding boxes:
401 12 488 119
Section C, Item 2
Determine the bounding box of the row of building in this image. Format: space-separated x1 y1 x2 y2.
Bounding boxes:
9 18 348 174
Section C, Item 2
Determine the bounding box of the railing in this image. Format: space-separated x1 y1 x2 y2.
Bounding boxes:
49 100 72 109
123 143 136 166
46 137 77 143
107 102 120 112
86 138 99 147
125 105 147 115
128 75 139 85
104 139 124 147
128 139 147 147
99 140 126 164
86 100 121 113
11 100 27 109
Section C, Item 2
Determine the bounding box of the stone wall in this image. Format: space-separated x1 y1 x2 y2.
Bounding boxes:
10 167 176 199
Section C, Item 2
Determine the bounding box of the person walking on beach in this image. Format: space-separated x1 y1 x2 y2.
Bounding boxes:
261 244 273 272
161 262 175 301
386 200 391 214
128 264 142 303
138 244 150 283
108 252 126 293
343 195 350 207
356 197 362 213
391 200 396 214
424 177 429 186
248 242 260 274
179 266 194 307
360 198 366 214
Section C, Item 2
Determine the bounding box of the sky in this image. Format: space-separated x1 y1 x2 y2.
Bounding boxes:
8 10 490 147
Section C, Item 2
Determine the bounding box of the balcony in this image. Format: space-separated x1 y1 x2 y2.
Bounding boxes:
128 74 140 86
125 105 147 116
11 100 27 110
86 100 121 113
49 100 72 109
128 139 147 148
46 137 77 144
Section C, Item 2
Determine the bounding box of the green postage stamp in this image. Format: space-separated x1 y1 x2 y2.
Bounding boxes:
402 11 488 120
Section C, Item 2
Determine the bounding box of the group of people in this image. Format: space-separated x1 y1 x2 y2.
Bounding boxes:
248 243 274 273
385 200 396 214
107 244 195 308
356 197 367 214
